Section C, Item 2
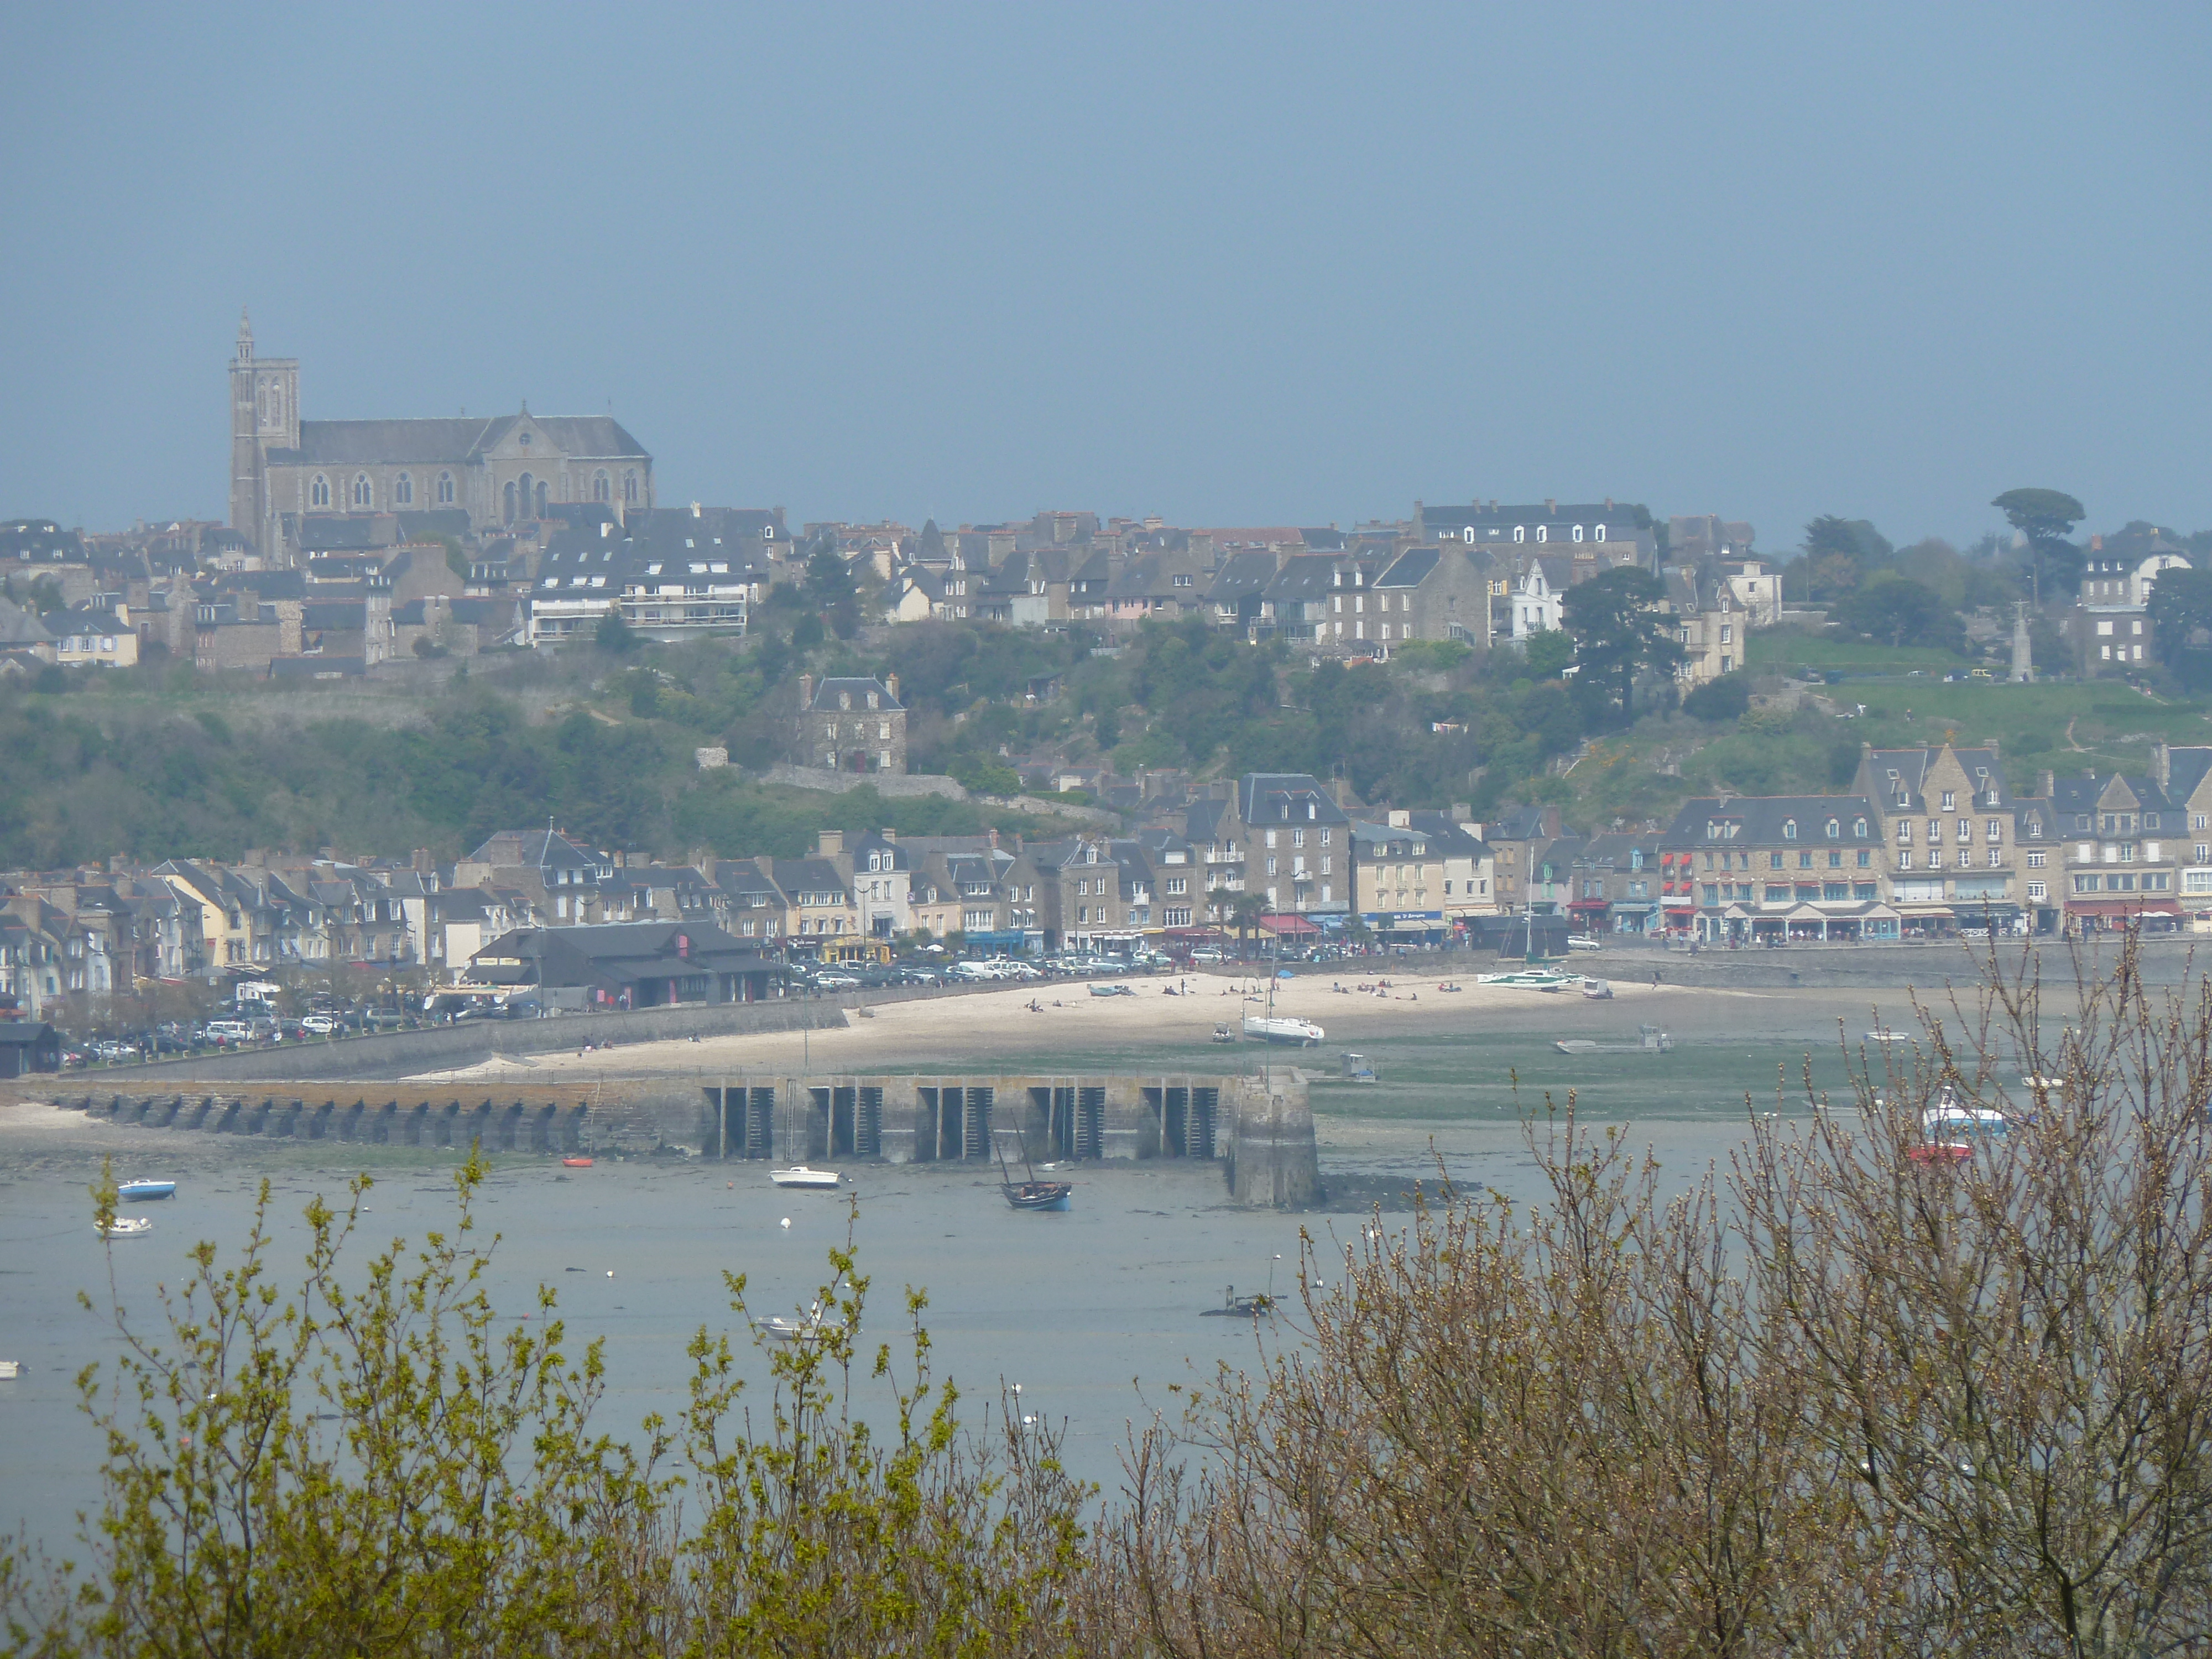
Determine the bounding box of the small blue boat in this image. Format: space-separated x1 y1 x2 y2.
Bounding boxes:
116 1180 176 1202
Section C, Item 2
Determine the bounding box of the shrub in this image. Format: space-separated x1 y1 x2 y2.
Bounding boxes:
1681 672 1751 722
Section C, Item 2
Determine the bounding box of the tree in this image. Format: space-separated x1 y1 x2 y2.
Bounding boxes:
594 613 640 653
1228 891 1268 956
1994 487 2086 602
2146 565 2212 682
1521 628 1574 680
1681 671 1751 722
1559 566 1681 721
1833 576 1966 651
1102 937 2212 1656
15 1157 1093 1653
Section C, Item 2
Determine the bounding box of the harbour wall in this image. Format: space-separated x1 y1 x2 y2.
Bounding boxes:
30 1066 1323 1207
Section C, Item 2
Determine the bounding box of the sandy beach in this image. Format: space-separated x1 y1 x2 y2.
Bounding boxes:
397 970 1751 1084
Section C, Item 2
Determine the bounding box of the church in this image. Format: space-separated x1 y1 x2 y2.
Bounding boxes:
227 311 654 559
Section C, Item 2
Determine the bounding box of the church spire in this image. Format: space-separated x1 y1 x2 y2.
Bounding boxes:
236 305 253 363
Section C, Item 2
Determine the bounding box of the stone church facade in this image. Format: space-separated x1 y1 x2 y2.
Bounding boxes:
228 312 654 559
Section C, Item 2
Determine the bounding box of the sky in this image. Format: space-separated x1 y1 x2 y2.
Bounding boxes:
3 3 2208 551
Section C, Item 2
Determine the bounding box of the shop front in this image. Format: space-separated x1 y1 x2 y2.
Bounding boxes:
958 928 1036 958
1566 898 1610 936
2067 897 2183 934
1607 900 1657 936
1364 908 1447 946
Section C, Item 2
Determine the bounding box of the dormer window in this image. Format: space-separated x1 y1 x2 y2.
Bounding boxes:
1783 820 1798 840
1826 819 1840 839
1854 818 1867 838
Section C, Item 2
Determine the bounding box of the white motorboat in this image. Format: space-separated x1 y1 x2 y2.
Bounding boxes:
1243 1014 1324 1046
96 1217 153 1238
769 1165 844 1191
1924 1087 2007 1139
116 1180 176 1202
0 1361 21 1381
752 1311 830 1342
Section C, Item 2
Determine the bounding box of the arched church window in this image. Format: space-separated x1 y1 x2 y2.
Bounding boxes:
623 470 639 505
593 471 610 503
535 481 548 518
503 481 518 522
311 474 330 508
436 472 455 505
394 472 413 505
351 474 371 508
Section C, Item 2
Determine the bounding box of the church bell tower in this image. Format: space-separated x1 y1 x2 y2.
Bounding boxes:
229 308 299 554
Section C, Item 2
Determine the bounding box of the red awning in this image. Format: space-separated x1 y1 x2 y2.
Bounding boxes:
1260 914 1322 936
1567 898 1610 910
2067 898 2181 916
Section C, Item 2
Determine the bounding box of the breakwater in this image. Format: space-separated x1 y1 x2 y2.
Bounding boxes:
27 1065 1322 1207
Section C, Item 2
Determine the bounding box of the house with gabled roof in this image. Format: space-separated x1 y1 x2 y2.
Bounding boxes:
1658 795 1896 945
2044 769 2182 933
1236 773 1351 918
796 674 906 774
1850 744 2028 937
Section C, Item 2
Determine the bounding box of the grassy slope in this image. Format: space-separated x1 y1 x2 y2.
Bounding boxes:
1554 666 2212 829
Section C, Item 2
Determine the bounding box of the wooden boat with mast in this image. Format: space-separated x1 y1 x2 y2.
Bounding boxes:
994 1131 1072 1212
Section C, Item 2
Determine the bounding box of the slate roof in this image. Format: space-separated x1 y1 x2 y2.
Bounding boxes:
466 829 604 874
1375 547 1441 588
770 858 849 904
805 676 902 712
1658 796 1879 848
277 414 649 467
2048 774 2176 829
2161 745 2212 806
1206 550 1280 602
1262 556 1343 604
0 604 53 646
1238 773 1349 826
1863 748 2008 812
1402 811 1494 858
1419 503 1645 539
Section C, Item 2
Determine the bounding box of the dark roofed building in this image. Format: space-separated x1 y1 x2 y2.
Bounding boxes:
795 672 906 774
1416 499 1656 567
229 311 655 559
467 921 781 1008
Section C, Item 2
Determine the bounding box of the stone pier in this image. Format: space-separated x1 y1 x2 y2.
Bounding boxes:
29 1066 1322 1207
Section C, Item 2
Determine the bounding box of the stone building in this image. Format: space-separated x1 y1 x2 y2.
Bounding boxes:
795 674 906 774
228 311 654 559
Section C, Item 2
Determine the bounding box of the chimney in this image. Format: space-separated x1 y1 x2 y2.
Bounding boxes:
799 672 814 711
691 501 702 519
2091 534 2103 551
1450 802 1473 822
816 829 844 858
884 670 899 705
879 827 896 843
2155 742 2172 790
986 826 999 851
2040 769 2056 798
1546 498 1557 514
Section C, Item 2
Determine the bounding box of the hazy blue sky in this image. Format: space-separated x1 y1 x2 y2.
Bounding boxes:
3 4 2207 550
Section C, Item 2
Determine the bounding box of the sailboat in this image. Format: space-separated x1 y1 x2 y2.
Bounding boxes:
995 1131 1073 1212
1241 929 1323 1045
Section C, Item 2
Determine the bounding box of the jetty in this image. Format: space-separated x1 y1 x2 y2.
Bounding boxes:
13 1065 1321 1207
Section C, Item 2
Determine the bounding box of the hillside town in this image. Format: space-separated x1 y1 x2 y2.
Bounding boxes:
3 319 2210 1055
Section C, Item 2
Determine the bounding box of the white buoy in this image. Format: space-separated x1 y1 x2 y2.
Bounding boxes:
780 1217 791 1230
606 1270 614 1277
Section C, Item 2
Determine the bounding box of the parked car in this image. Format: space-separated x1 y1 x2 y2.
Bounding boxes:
299 1014 342 1036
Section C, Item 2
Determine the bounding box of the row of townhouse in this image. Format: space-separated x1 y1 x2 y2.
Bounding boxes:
1630 742 2212 946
